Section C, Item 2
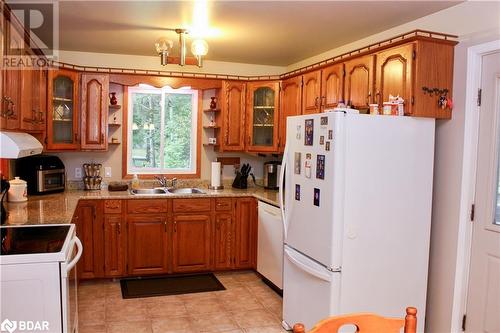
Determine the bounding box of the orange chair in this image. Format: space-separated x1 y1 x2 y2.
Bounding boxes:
292 307 417 333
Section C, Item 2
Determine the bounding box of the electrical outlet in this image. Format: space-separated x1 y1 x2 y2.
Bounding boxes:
75 167 82 178
104 167 112 178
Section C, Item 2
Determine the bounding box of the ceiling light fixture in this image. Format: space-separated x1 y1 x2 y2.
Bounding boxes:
155 28 208 68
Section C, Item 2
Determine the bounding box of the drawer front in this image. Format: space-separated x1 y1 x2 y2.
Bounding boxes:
104 200 122 214
127 200 168 214
215 198 232 211
173 198 211 213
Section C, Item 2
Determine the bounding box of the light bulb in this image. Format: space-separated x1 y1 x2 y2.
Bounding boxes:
155 37 173 53
191 39 209 56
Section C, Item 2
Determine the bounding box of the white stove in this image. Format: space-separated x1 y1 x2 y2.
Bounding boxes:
0 224 82 333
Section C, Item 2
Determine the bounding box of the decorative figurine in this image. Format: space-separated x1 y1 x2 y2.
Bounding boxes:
210 97 217 109
109 92 118 105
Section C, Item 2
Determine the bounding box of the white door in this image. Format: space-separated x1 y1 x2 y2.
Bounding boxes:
466 51 500 333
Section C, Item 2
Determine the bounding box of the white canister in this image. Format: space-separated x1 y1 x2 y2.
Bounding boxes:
8 177 28 202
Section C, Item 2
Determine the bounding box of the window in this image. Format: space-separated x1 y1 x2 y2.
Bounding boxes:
127 85 198 175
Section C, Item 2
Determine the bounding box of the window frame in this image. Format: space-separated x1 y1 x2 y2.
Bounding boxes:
123 85 202 179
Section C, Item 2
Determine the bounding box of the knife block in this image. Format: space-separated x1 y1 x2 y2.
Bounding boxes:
232 171 248 189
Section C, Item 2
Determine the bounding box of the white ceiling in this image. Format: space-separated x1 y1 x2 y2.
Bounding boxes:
56 1 461 66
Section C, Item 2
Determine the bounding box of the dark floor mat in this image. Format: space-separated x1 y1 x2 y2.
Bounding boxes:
120 273 226 299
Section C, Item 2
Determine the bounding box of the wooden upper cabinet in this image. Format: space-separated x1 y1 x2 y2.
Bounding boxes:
221 81 246 151
104 214 126 277
344 55 375 112
80 73 109 150
46 69 80 150
172 214 212 273
279 76 302 152
246 81 280 152
234 198 257 269
20 66 47 132
321 63 345 110
1 21 24 130
375 44 414 114
412 40 455 119
302 70 321 114
127 214 168 275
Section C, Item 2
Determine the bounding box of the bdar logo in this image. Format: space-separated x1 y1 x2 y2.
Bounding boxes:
0 319 17 333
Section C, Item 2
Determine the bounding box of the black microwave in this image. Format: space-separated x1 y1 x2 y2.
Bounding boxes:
15 155 65 195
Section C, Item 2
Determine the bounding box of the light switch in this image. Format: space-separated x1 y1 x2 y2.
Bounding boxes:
75 167 82 178
104 167 112 178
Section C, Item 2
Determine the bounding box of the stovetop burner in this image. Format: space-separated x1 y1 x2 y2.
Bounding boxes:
0 225 71 255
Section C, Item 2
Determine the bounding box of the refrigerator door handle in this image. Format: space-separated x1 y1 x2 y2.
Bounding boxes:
279 141 289 239
285 247 331 282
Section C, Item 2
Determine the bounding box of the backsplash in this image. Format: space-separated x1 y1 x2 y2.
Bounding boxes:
66 178 265 190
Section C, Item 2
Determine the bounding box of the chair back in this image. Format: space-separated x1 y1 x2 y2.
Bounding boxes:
292 307 417 333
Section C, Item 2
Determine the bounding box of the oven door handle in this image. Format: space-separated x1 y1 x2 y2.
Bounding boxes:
65 236 83 274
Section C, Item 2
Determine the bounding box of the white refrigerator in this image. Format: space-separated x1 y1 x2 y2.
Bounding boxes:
279 110 435 332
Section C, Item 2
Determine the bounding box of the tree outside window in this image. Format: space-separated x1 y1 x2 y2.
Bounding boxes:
127 86 198 175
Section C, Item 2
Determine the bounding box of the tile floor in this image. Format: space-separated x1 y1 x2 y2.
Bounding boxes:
78 271 287 333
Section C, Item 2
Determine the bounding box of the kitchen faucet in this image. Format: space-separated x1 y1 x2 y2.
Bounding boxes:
154 176 178 188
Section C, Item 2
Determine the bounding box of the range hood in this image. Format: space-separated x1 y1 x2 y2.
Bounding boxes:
0 131 43 158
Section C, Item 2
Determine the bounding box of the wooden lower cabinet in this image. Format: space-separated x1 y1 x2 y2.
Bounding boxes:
104 214 126 277
73 197 259 279
172 214 212 273
214 212 233 270
74 200 104 279
127 214 168 275
234 198 257 269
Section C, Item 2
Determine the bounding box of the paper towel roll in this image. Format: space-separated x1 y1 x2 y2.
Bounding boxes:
211 162 221 188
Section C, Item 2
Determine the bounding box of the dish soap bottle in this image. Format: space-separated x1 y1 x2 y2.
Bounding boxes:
131 174 140 190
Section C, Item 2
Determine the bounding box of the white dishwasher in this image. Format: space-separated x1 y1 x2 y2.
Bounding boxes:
257 200 283 290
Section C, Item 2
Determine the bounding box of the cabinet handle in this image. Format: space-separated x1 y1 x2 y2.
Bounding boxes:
173 221 177 233
375 91 381 106
321 96 326 107
1 96 15 118
164 221 167 232
101 133 104 143
314 97 319 108
117 222 121 234
366 92 372 105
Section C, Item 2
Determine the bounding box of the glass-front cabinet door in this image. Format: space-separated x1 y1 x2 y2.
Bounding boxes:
246 81 280 152
47 69 79 150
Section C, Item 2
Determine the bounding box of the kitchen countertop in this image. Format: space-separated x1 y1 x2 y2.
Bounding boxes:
5 187 280 225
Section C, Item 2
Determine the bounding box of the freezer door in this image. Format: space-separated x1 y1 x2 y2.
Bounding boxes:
283 112 345 268
282 245 340 331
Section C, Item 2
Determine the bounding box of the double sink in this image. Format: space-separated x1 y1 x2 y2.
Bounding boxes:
130 187 206 195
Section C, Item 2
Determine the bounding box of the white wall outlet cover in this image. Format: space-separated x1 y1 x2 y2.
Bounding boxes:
75 167 82 178
104 167 112 178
